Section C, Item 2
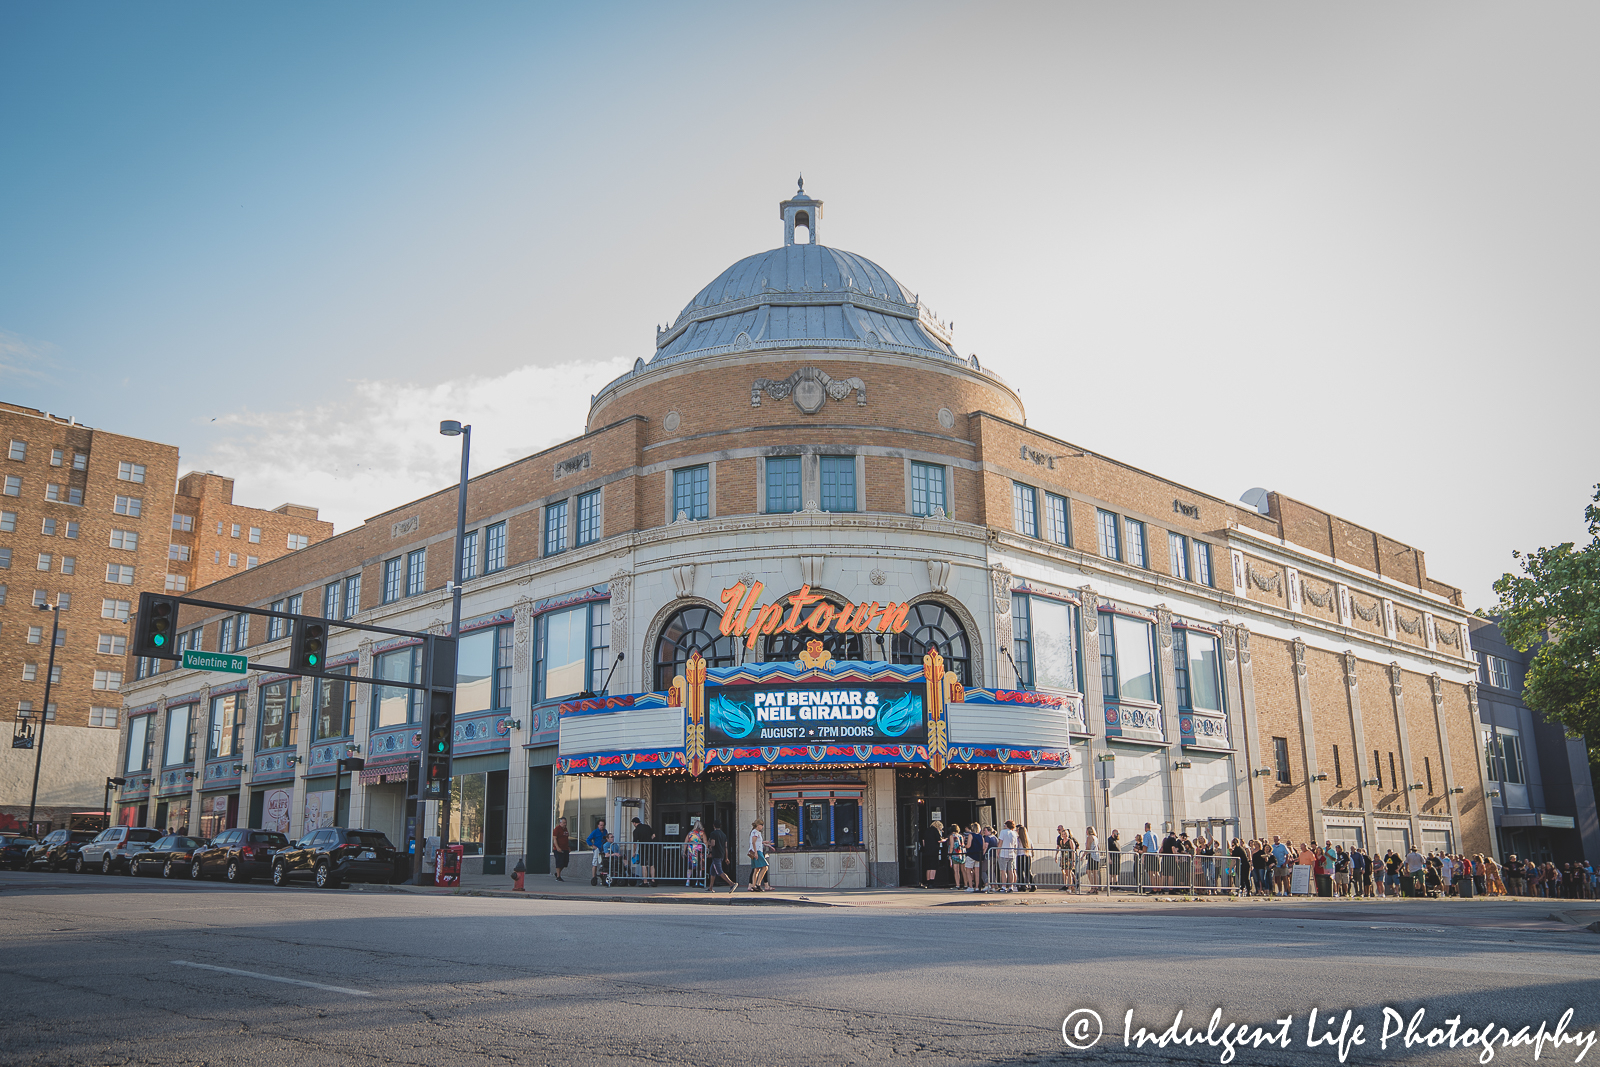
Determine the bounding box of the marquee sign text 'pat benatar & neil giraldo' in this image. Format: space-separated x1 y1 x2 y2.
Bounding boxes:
718 582 911 649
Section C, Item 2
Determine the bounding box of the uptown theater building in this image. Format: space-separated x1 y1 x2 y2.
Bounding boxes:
116 184 1492 885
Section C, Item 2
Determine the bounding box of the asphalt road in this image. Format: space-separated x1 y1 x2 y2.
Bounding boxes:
0 870 1596 1067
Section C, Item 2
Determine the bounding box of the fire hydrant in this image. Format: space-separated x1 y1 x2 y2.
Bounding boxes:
512 856 526 892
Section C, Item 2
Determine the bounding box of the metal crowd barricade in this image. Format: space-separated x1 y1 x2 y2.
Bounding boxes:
600 841 694 887
1137 853 1241 894
978 849 1243 894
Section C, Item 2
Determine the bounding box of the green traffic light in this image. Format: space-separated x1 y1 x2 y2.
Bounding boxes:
307 653 318 666
152 634 165 647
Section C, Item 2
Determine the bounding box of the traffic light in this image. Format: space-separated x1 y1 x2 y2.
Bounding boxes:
422 690 454 796
133 592 181 660
290 618 328 673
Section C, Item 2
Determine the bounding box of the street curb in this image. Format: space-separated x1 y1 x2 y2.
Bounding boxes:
356 883 840 907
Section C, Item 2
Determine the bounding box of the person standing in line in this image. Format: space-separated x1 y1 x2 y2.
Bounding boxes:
586 818 610 887
1105 829 1122 889
1405 844 1425 897
997 820 1019 892
748 819 770 892
706 821 737 893
920 819 944 889
1230 838 1249 895
551 817 572 882
631 816 658 888
1060 827 1080 892
964 822 987 893
684 821 707 888
948 823 968 891
1270 836 1289 896
1084 827 1102 894
1016 823 1036 892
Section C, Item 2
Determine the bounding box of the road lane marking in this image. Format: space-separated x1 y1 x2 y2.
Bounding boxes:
171 960 372 996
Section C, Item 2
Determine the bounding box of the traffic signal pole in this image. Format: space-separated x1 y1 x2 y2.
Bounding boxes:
437 420 471 885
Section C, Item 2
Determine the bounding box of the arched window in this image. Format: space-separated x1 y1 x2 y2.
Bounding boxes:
891 601 972 685
763 598 867 664
654 605 738 691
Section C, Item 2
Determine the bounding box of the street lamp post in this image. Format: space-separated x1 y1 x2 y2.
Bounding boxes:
436 419 471 879
26 600 64 835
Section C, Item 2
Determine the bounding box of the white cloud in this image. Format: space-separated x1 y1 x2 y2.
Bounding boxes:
194 357 633 532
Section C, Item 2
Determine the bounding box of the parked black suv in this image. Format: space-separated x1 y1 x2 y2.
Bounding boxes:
1 833 37 869
25 829 97 871
190 828 289 883
272 828 400 888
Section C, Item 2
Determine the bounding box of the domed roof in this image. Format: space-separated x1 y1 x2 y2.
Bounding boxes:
649 183 959 366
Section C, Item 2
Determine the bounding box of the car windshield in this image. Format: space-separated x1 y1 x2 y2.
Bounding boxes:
346 832 393 849
250 832 289 847
178 837 202 849
5 837 36 845
70 831 97 841
128 829 164 842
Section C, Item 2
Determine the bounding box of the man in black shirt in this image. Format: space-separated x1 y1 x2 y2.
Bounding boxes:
707 822 736 893
631 817 658 888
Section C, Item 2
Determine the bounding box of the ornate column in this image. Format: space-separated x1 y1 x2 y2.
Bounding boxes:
1291 638 1325 845
1387 663 1422 846
1428 673 1462 849
1232 625 1268 840
1079 587 1108 833
188 685 211 835
1219 625 1255 840
1156 606 1185 831
1342 651 1378 851
347 639 375 830
991 565 1015 688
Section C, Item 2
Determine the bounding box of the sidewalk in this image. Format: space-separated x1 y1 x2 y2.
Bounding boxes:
363 870 1600 925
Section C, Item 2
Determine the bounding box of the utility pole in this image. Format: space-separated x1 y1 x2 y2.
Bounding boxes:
435 419 471 883
27 600 64 834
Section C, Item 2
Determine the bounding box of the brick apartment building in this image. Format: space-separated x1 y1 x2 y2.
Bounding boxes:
115 184 1493 886
0 402 331 833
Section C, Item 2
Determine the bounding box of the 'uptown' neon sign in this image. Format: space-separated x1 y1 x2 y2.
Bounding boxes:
718 582 911 650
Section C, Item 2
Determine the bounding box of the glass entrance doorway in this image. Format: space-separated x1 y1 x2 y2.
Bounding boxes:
895 770 985 888
653 775 736 846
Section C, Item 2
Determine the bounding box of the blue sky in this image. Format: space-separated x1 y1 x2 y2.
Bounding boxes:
3 2 1596 608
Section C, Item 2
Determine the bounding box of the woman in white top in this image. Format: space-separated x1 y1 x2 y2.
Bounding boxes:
748 820 770 892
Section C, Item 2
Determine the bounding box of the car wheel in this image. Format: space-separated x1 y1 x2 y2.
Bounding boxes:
73 855 85 874
314 861 339 889
225 859 248 884
190 860 204 880
163 860 174 879
125 858 137 876
102 854 114 875
272 863 287 887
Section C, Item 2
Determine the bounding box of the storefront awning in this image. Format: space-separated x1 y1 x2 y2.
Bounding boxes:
1498 812 1576 829
359 758 416 786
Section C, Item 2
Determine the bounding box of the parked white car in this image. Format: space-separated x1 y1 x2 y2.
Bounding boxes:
77 826 165 874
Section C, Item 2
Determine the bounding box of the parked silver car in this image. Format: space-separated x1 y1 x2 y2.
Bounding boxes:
77 826 165 874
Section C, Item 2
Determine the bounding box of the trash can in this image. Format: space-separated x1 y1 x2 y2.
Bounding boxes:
435 843 464 887
1459 877 1475 899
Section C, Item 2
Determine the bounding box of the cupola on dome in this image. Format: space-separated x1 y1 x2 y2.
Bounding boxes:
650 180 959 366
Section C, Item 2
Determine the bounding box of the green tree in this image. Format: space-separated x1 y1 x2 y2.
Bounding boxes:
1492 484 1600 796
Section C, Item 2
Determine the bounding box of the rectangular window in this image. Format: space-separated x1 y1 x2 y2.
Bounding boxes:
577 489 602 545
457 624 515 713
765 457 801 514
1194 541 1213 587
2 475 20 496
27 625 41 644
22 663 36 681
258 679 299 750
324 581 341 620
168 544 190 561
94 670 123 691
372 647 420 728
314 669 353 741
0 548 10 569
105 563 135 585
1100 611 1156 704
63 520 77 538
1012 483 1038 537
113 495 142 516
59 556 75 575
820 456 856 513
0 585 7 605
36 553 50 571
125 715 151 773
165 704 195 766
228 553 238 568
219 616 233 653
1124 518 1147 568
1424 755 1433 794
233 613 249 650
1274 737 1292 785
1097 509 1120 560
50 448 63 466
909 462 947 517
32 588 47 607
172 513 195 532
1333 745 1343 787
248 527 260 544
89 706 118 728
1489 729 1525 785
484 521 506 572
45 483 62 501
406 548 426 595
231 524 240 538
0 510 13 531
1168 532 1189 580
268 600 286 641
117 461 146 483
72 453 87 471
673 464 710 520
1013 594 1077 692
1486 655 1512 690
41 517 56 536
5 441 24 461
382 557 403 603
109 528 139 550
102 598 131 621
1044 493 1069 546
97 633 127 655
164 573 188 592
544 501 569 556
287 533 309 550
535 601 611 702
67 487 83 506
1171 628 1221 711
460 529 479 579
208 693 245 759
343 575 360 618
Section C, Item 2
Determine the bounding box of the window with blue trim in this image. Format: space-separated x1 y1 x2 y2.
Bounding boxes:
1194 542 1213 587
820 456 856 513
372 646 420 727
1168 532 1189 580
1100 611 1155 703
460 529 479 580
1012 593 1078 692
458 623 514 713
1124 518 1147 568
258 678 299 750
1172 628 1221 711
1097 509 1120 560
1012 483 1038 537
485 521 507 572
382 557 403 603
545 500 568 556
1044 492 1069 546
577 489 601 546
910 462 946 517
405 549 426 596
765 457 800 514
535 601 611 703
674 465 709 520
